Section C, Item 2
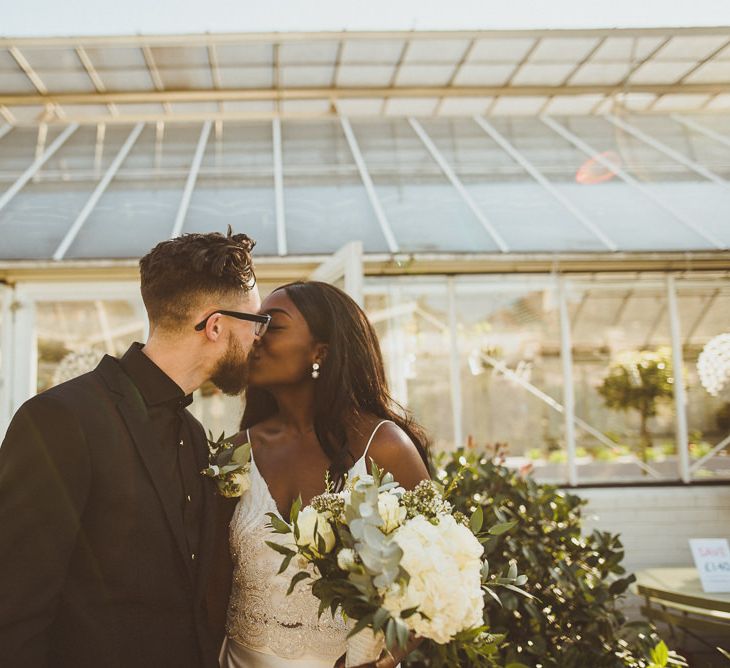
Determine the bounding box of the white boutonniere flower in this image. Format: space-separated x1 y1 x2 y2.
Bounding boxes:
200 432 252 498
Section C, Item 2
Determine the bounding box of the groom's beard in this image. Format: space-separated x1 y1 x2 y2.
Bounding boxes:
210 336 250 396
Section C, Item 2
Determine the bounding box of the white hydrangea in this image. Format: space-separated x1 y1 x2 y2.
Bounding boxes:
382 514 484 644
294 506 336 555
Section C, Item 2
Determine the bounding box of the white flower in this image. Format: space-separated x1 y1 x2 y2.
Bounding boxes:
231 470 251 494
337 547 358 571
377 492 406 534
294 506 336 555
382 514 484 644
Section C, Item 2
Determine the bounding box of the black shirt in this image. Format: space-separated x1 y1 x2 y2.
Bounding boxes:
119 342 204 570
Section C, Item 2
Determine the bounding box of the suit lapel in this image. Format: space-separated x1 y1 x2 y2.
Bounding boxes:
98 356 194 583
190 423 218 601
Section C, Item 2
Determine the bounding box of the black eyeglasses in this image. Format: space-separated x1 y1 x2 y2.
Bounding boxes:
194 310 271 336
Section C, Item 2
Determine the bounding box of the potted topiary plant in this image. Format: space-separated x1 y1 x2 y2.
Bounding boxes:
597 348 675 465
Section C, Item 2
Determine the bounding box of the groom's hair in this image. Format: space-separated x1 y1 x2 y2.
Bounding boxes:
139 228 256 331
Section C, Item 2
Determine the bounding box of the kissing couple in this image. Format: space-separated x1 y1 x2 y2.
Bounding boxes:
0 229 430 668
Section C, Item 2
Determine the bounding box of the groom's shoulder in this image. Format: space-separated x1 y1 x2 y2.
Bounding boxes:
23 355 119 413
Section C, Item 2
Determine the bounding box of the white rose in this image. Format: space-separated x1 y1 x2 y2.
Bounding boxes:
336 547 358 571
377 492 407 534
294 506 336 555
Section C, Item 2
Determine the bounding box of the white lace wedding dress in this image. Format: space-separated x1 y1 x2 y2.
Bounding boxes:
221 421 394 668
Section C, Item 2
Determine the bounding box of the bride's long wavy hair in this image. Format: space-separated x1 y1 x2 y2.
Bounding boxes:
240 281 430 489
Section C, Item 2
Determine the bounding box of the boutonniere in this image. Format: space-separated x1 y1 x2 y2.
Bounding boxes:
201 432 252 498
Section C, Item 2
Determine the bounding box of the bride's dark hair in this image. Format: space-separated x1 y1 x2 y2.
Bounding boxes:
241 281 430 488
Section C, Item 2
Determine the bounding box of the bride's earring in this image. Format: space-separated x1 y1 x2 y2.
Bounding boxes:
311 362 320 379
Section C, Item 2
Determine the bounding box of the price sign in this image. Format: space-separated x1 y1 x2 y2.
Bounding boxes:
689 538 730 593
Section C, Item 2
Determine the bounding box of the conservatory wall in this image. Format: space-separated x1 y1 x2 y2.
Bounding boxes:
1 270 728 488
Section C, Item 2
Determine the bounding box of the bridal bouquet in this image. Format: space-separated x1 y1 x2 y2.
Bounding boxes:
200 432 252 498
266 464 528 666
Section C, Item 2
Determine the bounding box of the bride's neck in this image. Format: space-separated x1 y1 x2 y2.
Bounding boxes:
269 385 315 435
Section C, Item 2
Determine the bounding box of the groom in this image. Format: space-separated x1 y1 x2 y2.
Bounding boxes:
0 230 265 667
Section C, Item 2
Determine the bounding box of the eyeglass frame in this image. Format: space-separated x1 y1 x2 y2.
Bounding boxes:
194 310 271 336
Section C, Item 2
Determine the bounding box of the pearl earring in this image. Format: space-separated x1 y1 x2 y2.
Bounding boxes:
311 362 320 379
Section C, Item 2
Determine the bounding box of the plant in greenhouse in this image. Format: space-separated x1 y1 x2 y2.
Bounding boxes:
597 348 675 464
404 445 682 668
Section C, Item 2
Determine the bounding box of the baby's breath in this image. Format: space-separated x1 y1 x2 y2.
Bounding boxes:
402 480 453 521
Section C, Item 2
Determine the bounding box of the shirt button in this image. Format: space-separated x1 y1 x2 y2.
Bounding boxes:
178 439 183 446
191 553 196 560
186 495 191 502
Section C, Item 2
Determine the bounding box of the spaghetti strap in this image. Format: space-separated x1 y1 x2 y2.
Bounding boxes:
361 420 391 460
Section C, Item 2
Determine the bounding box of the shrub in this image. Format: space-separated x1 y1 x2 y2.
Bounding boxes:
405 445 680 668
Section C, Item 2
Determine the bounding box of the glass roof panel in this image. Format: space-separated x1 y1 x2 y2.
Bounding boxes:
394 64 455 87
336 65 395 87
85 46 147 69
403 39 470 64
340 40 405 64
490 117 718 251
218 66 273 88
0 125 134 258
0 181 99 258
183 122 277 253
351 118 502 253
0 125 63 179
214 43 273 66
282 120 387 254
530 37 600 62
157 67 213 89
20 47 81 71
626 115 730 178
37 71 96 93
559 115 698 182
280 65 335 87
0 72 36 93
65 177 186 259
278 41 340 65
0 113 728 259
420 118 607 251
148 46 209 68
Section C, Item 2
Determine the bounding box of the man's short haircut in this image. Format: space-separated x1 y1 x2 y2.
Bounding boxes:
139 228 256 331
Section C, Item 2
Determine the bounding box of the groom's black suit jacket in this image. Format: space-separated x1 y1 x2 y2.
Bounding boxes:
0 351 222 668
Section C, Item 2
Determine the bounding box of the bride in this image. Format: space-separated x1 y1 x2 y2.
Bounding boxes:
220 281 431 668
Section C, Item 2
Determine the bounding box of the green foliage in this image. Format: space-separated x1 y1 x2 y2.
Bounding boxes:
597 348 675 462
405 446 683 668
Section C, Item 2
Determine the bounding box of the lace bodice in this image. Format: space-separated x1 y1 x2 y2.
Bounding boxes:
225 424 383 661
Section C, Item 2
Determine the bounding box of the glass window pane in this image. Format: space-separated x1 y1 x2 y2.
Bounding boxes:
366 281 454 450
567 275 677 483
35 299 146 393
454 276 565 483
676 275 730 481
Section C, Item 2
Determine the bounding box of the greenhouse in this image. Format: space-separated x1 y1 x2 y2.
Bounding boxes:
2 28 729 489
1 16 730 665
